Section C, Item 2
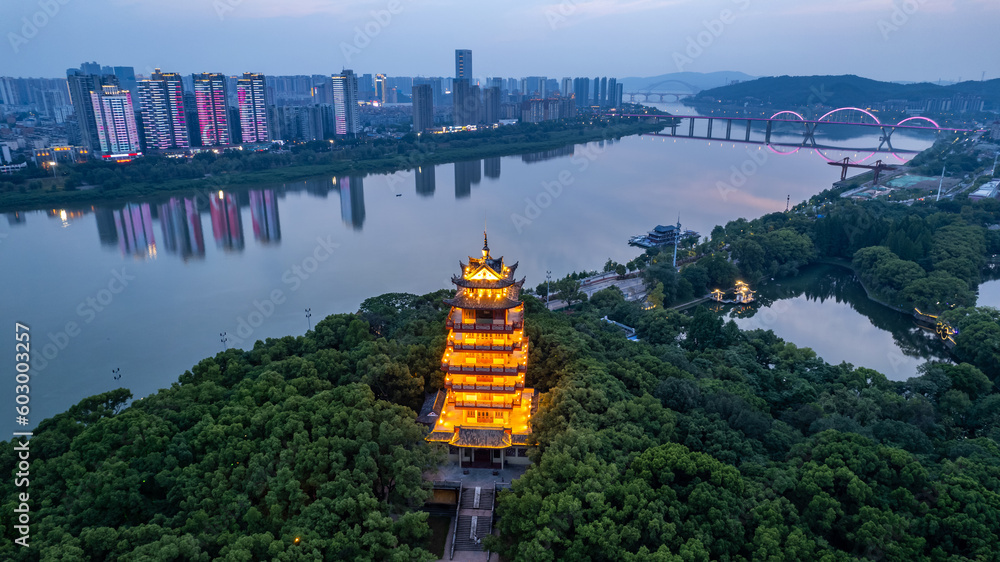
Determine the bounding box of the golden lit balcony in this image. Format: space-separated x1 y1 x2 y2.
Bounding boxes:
440 348 527 375
447 331 525 351
445 307 524 332
445 373 526 392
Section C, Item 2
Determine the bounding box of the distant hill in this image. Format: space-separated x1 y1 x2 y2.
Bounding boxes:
691 74 1000 108
620 71 756 93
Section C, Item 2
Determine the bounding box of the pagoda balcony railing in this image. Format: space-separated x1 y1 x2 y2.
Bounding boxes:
451 343 516 352
447 383 518 392
446 381 525 390
453 399 522 409
445 320 517 333
441 364 525 374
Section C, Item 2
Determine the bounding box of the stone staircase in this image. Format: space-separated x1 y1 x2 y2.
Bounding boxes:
453 485 495 552
459 486 494 511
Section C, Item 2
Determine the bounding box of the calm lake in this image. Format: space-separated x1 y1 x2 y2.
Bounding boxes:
0 103 947 431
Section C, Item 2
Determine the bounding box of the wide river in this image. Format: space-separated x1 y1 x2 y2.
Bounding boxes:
0 103 969 432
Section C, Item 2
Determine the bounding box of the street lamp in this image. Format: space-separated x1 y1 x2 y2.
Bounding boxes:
50 161 57 178
305 308 312 331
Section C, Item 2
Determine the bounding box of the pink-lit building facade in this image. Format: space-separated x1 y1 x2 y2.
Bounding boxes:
90 85 140 154
193 73 231 147
237 73 270 143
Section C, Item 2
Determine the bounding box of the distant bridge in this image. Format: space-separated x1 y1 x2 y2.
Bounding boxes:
625 91 697 102
615 107 982 162
625 79 702 103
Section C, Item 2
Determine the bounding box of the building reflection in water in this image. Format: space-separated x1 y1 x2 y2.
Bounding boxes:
484 157 500 179
301 177 335 199
415 165 435 197
113 203 157 258
158 197 206 261
521 145 574 164
454 160 481 199
210 191 244 251
93 207 118 247
249 189 281 243
6 211 26 226
337 176 365 230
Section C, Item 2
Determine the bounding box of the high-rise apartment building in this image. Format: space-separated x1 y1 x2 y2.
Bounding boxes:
453 79 474 126
483 87 500 125
66 71 102 151
332 70 360 137
91 85 140 154
237 73 269 143
192 73 231 146
574 77 590 107
412 83 434 133
137 69 189 150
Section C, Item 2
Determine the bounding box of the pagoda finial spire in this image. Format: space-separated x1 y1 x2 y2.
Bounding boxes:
482 228 490 258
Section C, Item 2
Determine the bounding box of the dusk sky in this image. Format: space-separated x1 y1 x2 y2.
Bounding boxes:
2 0 998 83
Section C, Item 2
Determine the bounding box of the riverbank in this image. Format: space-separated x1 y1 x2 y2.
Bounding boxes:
0 119 665 212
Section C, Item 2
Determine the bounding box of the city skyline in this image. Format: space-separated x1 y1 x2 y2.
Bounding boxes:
1 0 997 83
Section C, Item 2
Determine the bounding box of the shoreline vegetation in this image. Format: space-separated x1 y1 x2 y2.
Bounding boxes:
0 115 665 212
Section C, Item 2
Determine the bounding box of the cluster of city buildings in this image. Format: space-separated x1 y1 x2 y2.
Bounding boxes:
0 50 624 169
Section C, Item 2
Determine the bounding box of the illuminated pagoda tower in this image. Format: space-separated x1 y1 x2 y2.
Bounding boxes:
426 234 534 468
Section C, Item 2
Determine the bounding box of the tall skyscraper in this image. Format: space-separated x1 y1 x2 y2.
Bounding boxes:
332 70 360 137
113 66 137 107
525 76 547 98
574 77 590 107
192 73 231 146
600 77 608 107
455 49 472 84
375 73 387 104
469 85 482 124
67 71 102 151
483 87 500 125
607 78 618 108
615 83 624 108
0 78 17 105
137 69 189 150
359 73 375 101
91 85 140 154
453 79 475 126
593 77 600 104
561 77 573 97
412 84 434 133
237 72 269 143
79 61 102 75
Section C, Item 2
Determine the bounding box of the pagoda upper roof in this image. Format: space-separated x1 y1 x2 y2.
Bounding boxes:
451 272 519 289
455 232 518 284
444 291 524 310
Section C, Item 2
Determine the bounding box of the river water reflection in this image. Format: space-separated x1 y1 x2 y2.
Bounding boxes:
0 110 938 431
720 264 953 381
